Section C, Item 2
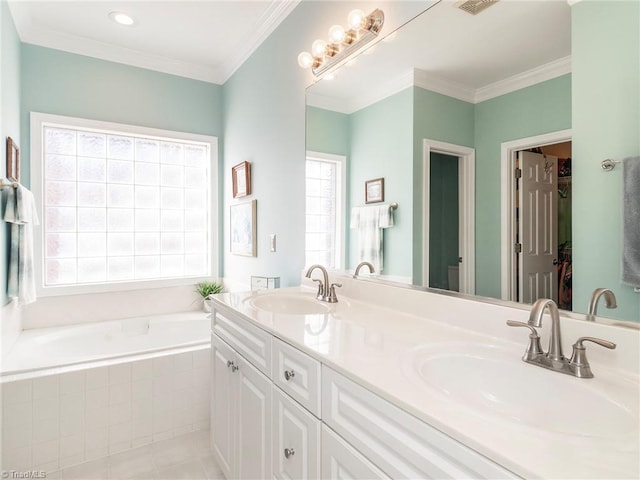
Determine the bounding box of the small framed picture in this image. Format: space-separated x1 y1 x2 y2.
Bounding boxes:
232 161 251 198
365 177 384 204
6 137 20 182
230 199 257 256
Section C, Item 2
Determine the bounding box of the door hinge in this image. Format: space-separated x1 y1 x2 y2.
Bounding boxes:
514 168 522 179
514 243 522 254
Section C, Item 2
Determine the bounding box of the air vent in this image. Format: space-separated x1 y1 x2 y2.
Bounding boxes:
455 0 499 15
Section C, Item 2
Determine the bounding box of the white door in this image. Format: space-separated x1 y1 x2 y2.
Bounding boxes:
518 151 558 303
272 387 320 480
211 334 235 480
237 355 272 480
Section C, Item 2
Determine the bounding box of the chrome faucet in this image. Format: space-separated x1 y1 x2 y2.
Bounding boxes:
353 261 375 278
587 288 617 320
528 298 564 365
305 264 341 303
507 298 616 378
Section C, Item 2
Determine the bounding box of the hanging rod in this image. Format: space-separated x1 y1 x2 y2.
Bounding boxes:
0 179 19 189
601 159 620 171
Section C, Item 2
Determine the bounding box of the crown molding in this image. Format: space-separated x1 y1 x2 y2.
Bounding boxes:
347 70 415 113
474 56 571 103
8 0 300 85
217 0 301 83
413 69 476 103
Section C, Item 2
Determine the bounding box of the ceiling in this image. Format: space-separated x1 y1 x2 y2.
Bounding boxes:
7 0 301 84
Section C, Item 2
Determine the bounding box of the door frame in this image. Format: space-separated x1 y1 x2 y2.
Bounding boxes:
422 139 475 294
499 129 572 301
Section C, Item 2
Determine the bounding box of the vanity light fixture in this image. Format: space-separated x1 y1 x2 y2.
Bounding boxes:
298 8 384 77
109 11 136 26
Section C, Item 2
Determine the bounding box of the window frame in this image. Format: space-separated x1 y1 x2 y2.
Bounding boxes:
30 112 219 297
305 150 347 270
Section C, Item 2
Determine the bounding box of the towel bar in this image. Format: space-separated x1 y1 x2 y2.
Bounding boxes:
0 179 19 189
601 159 620 171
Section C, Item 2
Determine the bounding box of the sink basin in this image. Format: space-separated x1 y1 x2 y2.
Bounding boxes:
406 343 638 438
245 293 331 315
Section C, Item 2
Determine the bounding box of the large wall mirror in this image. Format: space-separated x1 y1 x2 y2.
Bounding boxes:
305 0 640 324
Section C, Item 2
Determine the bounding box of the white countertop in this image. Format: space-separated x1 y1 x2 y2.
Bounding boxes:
211 280 640 479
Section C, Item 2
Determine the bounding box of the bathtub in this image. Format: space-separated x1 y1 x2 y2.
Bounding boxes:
1 311 212 473
1 311 210 376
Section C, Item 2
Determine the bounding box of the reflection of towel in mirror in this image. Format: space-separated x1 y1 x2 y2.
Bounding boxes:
350 205 394 272
622 156 640 287
3 185 40 304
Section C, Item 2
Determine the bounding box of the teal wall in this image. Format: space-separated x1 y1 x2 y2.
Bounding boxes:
429 152 459 290
20 45 223 184
349 88 413 276
412 86 475 284
306 106 349 156
474 74 572 298
1 0 21 306
572 0 640 320
223 1 348 288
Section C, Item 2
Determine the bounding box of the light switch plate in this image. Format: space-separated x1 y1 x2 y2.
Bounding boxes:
270 234 276 252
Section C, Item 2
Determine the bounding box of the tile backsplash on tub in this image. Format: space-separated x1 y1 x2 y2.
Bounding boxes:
1 348 211 473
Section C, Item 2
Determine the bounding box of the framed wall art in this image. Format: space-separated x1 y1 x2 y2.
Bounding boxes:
365 177 384 204
230 199 257 256
232 161 251 198
6 137 20 182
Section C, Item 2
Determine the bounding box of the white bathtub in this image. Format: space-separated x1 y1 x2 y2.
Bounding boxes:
1 311 210 376
0 311 212 473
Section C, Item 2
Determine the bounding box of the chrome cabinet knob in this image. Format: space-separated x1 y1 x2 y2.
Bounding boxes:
284 448 295 459
227 360 239 372
284 369 295 381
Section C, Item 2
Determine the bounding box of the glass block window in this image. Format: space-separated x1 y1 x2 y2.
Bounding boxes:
41 124 212 287
305 153 345 269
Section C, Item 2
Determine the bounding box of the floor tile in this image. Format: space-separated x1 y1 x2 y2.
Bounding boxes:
109 444 154 479
61 457 109 480
154 459 207 480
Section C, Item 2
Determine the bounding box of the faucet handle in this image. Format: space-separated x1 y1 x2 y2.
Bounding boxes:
311 278 324 299
326 283 342 303
569 336 616 378
506 320 544 360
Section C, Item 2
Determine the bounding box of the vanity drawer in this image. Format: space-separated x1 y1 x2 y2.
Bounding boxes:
213 307 272 377
273 337 321 417
321 425 389 480
321 366 519 480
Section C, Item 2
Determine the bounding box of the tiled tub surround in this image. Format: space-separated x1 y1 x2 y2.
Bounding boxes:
211 277 640 479
1 347 211 474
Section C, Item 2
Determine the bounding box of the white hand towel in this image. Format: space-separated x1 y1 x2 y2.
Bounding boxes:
350 204 394 272
4 185 40 304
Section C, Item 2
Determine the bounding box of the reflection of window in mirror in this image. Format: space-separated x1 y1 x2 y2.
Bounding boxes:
305 152 346 269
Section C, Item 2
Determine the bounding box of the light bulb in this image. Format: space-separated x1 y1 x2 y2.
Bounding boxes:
311 39 327 57
348 9 366 30
297 52 314 69
328 25 346 44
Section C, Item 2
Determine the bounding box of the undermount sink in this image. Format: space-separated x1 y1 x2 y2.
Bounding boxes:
405 343 638 438
245 292 332 315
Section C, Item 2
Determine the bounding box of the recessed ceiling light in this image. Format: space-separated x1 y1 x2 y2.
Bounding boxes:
109 11 135 26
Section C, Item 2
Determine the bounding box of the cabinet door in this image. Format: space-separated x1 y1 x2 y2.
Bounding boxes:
237 355 272 480
273 387 320 480
321 425 389 480
211 334 235 479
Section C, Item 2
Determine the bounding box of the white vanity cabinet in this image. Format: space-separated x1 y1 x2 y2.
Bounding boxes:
211 333 272 480
211 303 519 480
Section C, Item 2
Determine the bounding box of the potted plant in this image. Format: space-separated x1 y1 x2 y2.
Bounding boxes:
196 280 224 312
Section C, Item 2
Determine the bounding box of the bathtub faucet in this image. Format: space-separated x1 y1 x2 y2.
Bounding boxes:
353 261 375 278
